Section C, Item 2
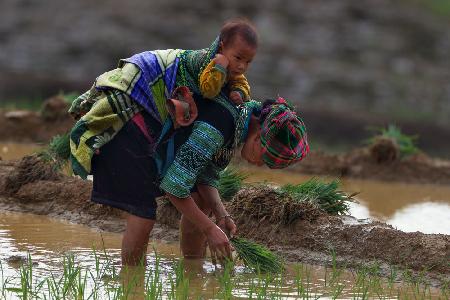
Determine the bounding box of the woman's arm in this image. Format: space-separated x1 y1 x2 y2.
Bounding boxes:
197 184 237 237
158 121 233 259
167 193 232 260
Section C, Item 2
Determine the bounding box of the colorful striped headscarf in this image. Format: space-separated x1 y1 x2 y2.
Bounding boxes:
260 97 309 169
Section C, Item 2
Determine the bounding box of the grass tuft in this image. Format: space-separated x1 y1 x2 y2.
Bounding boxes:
39 133 71 170
367 124 419 158
231 237 284 273
218 167 248 201
280 178 356 215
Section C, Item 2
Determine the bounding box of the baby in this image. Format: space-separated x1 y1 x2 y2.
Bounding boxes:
199 19 258 105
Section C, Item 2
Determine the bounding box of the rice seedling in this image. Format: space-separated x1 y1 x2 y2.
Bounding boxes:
218 261 235 300
230 237 284 274
48 133 71 161
244 270 272 300
145 252 164 299
218 167 248 201
39 132 71 171
167 259 190 300
280 177 356 215
293 264 314 299
0 249 448 299
324 249 346 299
367 124 419 158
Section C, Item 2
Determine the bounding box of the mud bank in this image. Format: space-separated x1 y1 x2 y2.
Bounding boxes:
233 143 450 185
0 156 448 287
0 96 74 143
287 145 450 185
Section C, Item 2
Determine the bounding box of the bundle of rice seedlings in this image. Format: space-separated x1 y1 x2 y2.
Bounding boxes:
280 178 356 215
218 167 248 201
367 124 419 158
230 237 284 273
39 133 71 170
48 133 71 160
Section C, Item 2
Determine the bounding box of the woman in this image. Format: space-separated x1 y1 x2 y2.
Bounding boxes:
69 37 309 267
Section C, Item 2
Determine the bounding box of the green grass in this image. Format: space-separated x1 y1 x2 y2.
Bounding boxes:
367 124 419 158
280 178 356 215
230 237 284 273
0 249 446 299
218 167 248 201
39 132 71 171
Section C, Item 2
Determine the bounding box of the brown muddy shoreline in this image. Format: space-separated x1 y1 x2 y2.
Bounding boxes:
0 157 448 287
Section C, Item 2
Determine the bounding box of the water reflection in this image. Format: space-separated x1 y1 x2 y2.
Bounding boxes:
0 142 42 161
388 202 450 234
347 202 371 220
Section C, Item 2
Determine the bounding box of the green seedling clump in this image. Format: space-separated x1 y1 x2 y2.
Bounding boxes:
280 178 355 215
39 133 71 170
231 237 284 273
218 167 248 201
367 124 419 158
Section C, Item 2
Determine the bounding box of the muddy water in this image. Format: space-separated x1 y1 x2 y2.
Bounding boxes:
0 142 43 161
0 211 442 299
0 211 351 298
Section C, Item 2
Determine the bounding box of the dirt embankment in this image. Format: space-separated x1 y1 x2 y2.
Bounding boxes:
0 155 448 286
0 96 74 144
291 146 450 185
232 137 450 185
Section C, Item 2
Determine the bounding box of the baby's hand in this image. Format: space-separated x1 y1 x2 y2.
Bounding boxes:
229 91 244 105
214 54 229 68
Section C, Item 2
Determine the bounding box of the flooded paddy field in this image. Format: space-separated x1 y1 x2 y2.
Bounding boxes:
0 211 447 299
0 142 449 299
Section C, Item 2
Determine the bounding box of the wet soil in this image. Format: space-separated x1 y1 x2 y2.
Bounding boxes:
290 147 450 185
0 156 448 287
0 96 74 144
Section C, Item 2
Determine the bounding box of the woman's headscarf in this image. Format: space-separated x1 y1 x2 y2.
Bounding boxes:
259 97 309 169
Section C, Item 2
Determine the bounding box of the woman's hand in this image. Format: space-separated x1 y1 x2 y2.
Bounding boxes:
204 224 233 264
167 192 233 263
216 215 237 238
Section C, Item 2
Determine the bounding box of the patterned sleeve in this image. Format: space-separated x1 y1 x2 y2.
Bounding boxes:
160 121 224 198
196 162 222 189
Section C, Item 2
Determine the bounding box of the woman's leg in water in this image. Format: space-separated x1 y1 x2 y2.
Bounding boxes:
122 213 156 266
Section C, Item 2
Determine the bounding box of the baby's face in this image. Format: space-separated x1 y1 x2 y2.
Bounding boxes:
221 35 256 78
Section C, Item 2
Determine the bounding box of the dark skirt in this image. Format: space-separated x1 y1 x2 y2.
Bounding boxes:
91 112 163 220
